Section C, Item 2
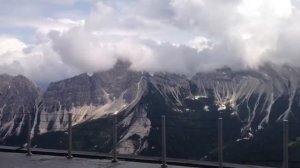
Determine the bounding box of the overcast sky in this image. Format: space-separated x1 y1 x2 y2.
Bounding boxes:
1 0 300 85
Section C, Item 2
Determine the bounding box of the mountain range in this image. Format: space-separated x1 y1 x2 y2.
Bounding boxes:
1 61 300 167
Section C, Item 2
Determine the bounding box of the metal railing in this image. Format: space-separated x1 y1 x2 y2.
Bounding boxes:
0 112 296 168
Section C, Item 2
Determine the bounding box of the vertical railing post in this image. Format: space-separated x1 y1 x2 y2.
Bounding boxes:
161 115 167 168
218 118 223 168
283 120 288 168
112 114 118 163
67 112 73 159
26 113 32 156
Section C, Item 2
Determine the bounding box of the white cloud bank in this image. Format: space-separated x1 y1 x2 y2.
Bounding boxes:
1 0 300 84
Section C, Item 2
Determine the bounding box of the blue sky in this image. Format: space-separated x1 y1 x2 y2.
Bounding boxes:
1 0 300 85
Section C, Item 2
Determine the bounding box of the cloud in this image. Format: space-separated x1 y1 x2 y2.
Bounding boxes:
188 37 214 52
1 0 300 85
50 27 242 75
50 27 118 72
0 36 78 83
231 0 294 68
267 6 300 66
0 16 84 35
46 0 259 74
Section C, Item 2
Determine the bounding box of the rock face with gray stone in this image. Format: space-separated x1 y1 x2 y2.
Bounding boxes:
36 61 144 135
1 61 300 165
0 74 41 143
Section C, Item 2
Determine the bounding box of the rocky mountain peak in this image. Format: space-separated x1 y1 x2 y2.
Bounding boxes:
0 74 41 142
113 59 131 72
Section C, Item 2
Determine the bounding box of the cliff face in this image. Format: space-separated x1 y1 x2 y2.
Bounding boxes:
33 62 300 156
36 61 144 134
1 62 300 163
191 64 300 134
0 74 41 142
